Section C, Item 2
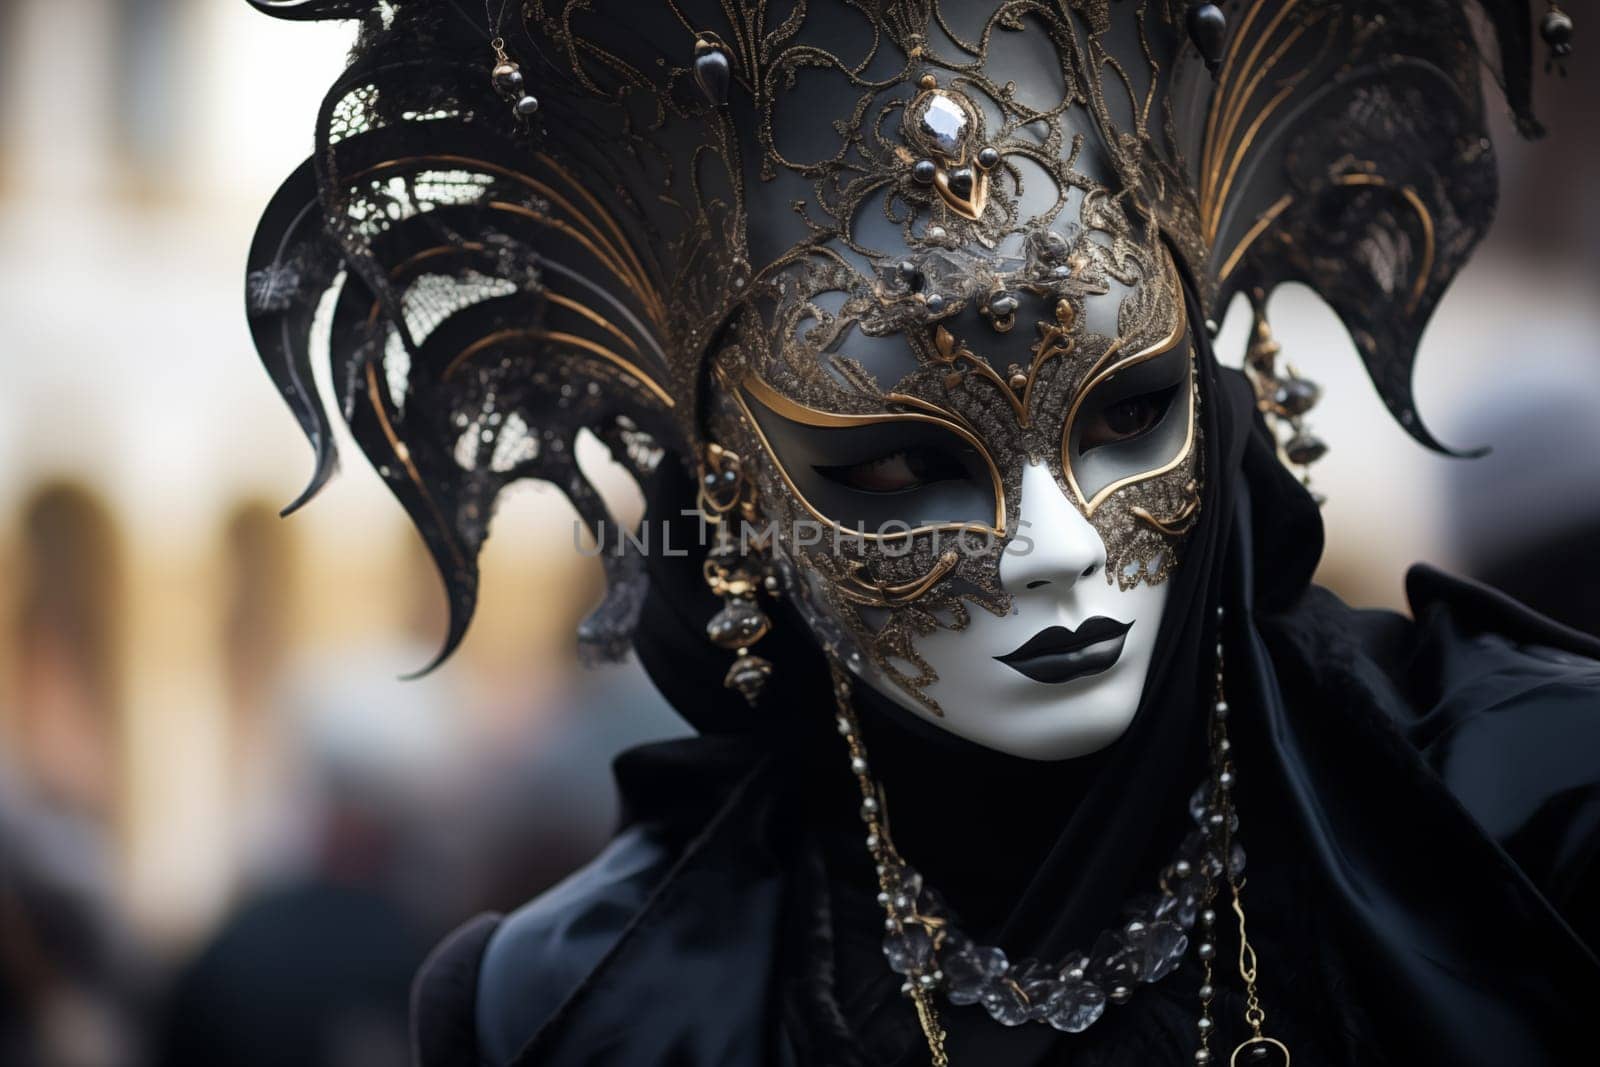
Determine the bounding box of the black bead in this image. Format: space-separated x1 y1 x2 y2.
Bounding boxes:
945 167 974 199
1542 10 1574 50
1285 433 1327 466
694 46 732 106
925 293 946 313
492 63 524 94
913 159 937 184
988 293 1018 316
1187 3 1228 76
976 145 1000 170
1272 377 1320 416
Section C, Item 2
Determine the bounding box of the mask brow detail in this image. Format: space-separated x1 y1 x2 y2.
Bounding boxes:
732 370 1009 538
928 299 1081 431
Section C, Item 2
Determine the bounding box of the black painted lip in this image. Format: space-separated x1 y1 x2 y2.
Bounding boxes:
994 618 1132 684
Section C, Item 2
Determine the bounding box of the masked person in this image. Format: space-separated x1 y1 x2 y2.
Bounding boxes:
242 2 1596 1064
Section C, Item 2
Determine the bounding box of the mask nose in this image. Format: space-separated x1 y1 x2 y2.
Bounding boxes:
999 461 1106 594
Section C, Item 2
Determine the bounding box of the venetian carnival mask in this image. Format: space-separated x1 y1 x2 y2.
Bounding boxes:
245 0 1534 755
702 57 1203 755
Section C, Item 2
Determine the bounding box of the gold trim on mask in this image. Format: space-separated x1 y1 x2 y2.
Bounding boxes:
837 548 963 607
1217 193 1293 282
443 327 676 408
730 371 1008 539
928 298 1082 432
1334 173 1435 313
1060 274 1194 517
380 241 648 363
1133 481 1201 537
1200 0 1332 245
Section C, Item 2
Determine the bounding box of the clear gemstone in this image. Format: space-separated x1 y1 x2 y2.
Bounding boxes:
1087 928 1138 985
939 936 1007 1005
1056 952 1089 983
1046 980 1108 1033
1176 887 1202 927
941 954 992 1006
975 945 1008 976
919 93 970 156
982 981 1031 1026
883 924 933 975
1129 919 1188 982
1009 958 1059 1021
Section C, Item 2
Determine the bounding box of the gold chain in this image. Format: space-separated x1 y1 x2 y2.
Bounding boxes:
830 663 950 1066
1231 886 1266 1035
1214 609 1290 1067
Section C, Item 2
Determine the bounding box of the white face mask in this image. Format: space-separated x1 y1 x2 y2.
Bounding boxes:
718 240 1198 752
852 461 1169 760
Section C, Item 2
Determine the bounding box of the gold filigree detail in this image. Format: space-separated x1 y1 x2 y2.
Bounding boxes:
1133 481 1200 537
837 548 963 608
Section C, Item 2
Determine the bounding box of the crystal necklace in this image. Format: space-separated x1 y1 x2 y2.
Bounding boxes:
826 607 1290 1066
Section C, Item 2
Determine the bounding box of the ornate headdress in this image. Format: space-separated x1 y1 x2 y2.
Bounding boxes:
245 0 1550 667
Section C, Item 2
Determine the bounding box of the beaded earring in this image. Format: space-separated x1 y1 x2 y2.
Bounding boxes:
483 0 539 118
698 443 779 705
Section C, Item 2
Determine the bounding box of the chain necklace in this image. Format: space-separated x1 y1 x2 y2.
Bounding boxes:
827 606 1289 1065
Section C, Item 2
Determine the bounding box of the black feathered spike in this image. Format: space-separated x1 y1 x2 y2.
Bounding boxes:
244 0 369 20
245 161 343 517
1196 0 1544 458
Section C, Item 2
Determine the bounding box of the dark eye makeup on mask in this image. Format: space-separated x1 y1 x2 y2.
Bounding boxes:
814 444 972 494
731 323 1192 535
734 377 1006 533
1077 383 1180 453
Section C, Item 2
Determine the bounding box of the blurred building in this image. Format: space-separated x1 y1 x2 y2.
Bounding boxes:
7 483 126 823
0 0 682 980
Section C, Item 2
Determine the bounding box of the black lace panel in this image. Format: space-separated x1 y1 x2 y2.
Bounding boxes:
1174 0 1539 454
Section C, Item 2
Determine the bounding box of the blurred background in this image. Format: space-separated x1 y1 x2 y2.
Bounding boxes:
0 2 1595 1065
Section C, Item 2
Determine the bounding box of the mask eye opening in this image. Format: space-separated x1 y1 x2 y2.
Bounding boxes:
1077 382 1182 455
